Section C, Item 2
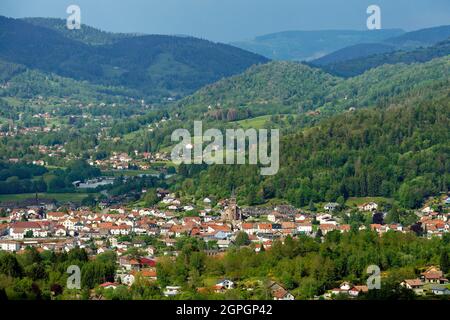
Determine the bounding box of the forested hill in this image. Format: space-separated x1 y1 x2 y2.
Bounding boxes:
309 25 450 75
176 61 341 115
312 38 450 77
174 56 450 120
22 17 136 45
0 58 138 101
178 87 450 210
0 16 268 101
384 25 450 49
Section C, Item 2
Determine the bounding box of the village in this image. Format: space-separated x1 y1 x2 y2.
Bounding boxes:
0 188 449 300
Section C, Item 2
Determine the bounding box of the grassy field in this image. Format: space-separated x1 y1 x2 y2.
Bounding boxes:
0 192 94 203
233 114 295 129
345 197 393 207
234 115 272 129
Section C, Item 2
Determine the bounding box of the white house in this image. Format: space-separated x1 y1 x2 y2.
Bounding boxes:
9 221 44 239
216 279 235 290
54 227 67 237
324 203 340 211
358 202 378 212
431 285 450 295
164 286 181 297
0 240 20 252
297 223 313 233
401 279 424 295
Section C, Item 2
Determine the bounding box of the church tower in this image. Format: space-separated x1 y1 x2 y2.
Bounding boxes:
222 191 241 222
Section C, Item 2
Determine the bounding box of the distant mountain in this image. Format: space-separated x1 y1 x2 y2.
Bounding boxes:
0 16 268 101
230 29 404 61
312 38 450 77
311 25 450 71
22 17 137 45
312 43 396 66
384 25 450 49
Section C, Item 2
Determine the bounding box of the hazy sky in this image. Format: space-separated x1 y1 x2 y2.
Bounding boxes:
1 0 449 42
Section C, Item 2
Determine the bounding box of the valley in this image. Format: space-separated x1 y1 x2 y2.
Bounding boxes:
0 14 448 302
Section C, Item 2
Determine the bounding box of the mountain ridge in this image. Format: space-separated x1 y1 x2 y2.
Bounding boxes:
0 16 269 101
231 29 405 61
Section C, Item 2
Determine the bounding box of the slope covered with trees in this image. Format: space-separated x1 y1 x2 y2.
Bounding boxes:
23 17 136 46
0 59 138 101
313 39 450 77
177 86 450 209
175 56 449 121
176 61 341 117
0 16 268 101
310 25 450 67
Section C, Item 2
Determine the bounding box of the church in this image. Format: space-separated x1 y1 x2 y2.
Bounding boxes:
221 194 241 222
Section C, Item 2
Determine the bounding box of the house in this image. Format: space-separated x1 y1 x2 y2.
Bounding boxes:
272 287 295 300
401 279 424 295
0 240 20 252
358 202 378 212
119 257 141 271
121 273 135 286
47 212 68 221
420 266 448 284
430 285 450 295
267 212 284 223
140 268 157 281
297 222 312 234
339 281 352 291
217 239 231 248
242 223 256 235
257 223 272 233
267 281 295 300
216 279 234 290
99 282 120 290
348 285 369 297
130 268 157 282
330 282 352 296
324 202 340 212
9 221 45 239
62 218 76 230
319 223 338 235
110 224 132 236
54 227 67 237
164 286 181 297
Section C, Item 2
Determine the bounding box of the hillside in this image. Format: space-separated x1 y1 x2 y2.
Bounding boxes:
312 43 396 66
178 87 450 209
22 17 136 45
385 25 450 49
176 61 341 116
174 56 449 121
313 39 450 77
0 59 137 101
310 25 450 72
231 29 404 61
0 16 268 101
